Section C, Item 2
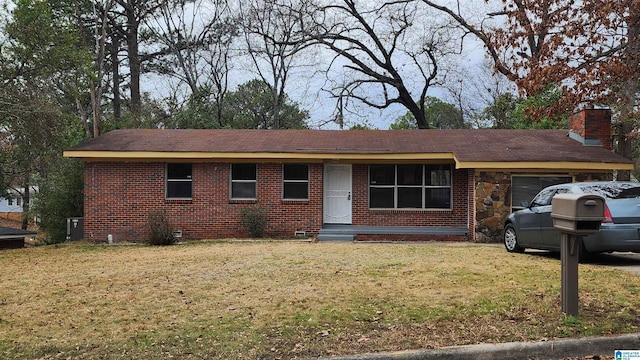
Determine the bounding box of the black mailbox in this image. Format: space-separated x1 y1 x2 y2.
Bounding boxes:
551 193 605 235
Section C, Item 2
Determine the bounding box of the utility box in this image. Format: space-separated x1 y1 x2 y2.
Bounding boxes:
551 193 605 235
66 217 84 241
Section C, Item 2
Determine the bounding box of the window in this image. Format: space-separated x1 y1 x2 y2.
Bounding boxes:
231 164 257 199
511 175 572 208
283 164 308 200
369 164 452 209
166 163 192 199
7 198 13 206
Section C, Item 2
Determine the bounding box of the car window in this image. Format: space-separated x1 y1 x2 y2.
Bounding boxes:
577 183 640 199
530 188 557 206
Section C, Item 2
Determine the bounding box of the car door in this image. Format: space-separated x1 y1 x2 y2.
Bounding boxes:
517 187 557 248
540 187 571 249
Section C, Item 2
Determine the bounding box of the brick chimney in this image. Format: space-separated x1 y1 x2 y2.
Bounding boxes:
568 108 612 150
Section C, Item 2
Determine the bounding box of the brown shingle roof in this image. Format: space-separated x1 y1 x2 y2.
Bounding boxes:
65 128 632 168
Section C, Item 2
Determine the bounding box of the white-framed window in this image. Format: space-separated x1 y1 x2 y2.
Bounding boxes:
369 164 452 209
283 164 309 200
231 164 257 199
511 175 573 208
166 163 192 199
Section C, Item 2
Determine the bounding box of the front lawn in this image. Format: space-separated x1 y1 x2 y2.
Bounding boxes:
1 241 638 359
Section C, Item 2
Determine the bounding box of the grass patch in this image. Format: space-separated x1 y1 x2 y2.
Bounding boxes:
0 241 638 359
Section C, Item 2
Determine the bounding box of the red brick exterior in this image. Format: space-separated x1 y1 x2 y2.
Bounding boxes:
83 162 472 242
569 109 612 150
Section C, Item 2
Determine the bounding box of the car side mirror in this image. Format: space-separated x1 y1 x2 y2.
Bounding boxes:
520 201 530 208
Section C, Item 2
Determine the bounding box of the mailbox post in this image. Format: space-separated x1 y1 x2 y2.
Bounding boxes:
551 193 605 316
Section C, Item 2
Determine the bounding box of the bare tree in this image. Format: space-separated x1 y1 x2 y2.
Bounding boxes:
74 0 116 137
239 0 316 129
296 0 460 129
146 0 238 126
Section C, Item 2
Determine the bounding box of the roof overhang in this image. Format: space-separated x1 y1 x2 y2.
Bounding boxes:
0 229 37 239
64 150 634 172
63 150 457 163
460 161 635 172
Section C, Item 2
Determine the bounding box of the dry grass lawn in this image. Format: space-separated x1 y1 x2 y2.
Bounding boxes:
1 240 638 359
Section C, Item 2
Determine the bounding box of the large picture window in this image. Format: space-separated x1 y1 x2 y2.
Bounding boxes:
369 164 452 209
166 163 192 199
511 175 572 208
283 164 309 200
231 164 257 199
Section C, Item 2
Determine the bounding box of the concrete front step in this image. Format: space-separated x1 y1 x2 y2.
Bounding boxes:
316 233 355 241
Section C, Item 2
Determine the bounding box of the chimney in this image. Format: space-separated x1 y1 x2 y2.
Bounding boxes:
568 108 612 150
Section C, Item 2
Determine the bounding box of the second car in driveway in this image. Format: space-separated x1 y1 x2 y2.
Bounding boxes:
503 181 640 259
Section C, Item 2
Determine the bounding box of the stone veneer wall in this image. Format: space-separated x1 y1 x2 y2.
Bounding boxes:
474 171 613 243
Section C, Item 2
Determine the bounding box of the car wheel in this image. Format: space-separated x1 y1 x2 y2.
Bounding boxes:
578 240 594 263
504 224 524 253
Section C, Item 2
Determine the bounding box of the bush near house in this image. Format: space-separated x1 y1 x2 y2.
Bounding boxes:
146 209 176 245
240 205 268 238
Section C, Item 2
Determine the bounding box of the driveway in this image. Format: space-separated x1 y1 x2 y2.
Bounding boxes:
524 249 640 275
590 252 640 275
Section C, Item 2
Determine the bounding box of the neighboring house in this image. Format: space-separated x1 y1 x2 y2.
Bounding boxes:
64 109 633 243
0 187 36 217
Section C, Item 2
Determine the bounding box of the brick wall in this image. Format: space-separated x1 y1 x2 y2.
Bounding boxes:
84 162 323 242
84 162 473 242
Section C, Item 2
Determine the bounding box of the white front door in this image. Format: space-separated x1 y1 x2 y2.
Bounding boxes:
323 164 352 224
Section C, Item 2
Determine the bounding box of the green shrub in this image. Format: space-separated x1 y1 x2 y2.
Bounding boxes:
33 158 84 244
240 206 268 238
146 210 176 245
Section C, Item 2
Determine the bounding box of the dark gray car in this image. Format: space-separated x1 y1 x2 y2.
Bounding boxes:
503 181 640 258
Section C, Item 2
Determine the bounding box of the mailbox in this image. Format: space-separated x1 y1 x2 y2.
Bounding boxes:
551 193 605 235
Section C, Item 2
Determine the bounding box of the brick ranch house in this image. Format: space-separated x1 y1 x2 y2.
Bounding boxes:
64 109 633 243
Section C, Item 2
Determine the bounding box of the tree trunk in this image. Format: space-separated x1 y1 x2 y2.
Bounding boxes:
127 12 141 116
21 177 29 230
111 36 121 122
398 87 428 129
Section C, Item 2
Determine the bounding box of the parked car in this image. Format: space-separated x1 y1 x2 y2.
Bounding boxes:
503 181 640 259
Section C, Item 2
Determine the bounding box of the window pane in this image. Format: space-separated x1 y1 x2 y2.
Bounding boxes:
167 163 192 179
425 165 451 186
425 188 451 208
284 164 308 180
167 181 192 198
370 165 395 185
370 187 394 208
232 164 256 180
232 182 256 198
284 182 308 199
398 187 422 208
512 176 571 207
397 165 423 185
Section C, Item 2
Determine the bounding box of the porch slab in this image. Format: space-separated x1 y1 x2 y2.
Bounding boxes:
317 225 468 241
